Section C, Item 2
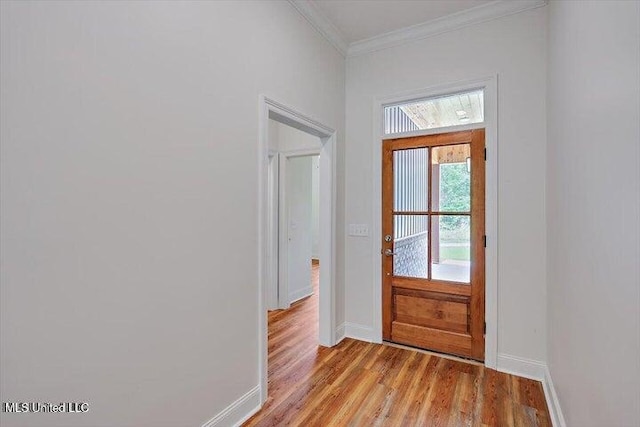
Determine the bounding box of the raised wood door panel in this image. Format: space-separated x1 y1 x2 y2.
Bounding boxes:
382 129 485 361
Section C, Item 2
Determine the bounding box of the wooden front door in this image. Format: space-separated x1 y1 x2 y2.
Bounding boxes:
382 129 485 361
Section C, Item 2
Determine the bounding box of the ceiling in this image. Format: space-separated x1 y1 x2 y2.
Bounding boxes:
312 0 494 44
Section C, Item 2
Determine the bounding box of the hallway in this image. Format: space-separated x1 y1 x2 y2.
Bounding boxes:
244 262 551 426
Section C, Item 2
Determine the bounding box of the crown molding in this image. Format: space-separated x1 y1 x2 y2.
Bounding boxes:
347 0 548 57
287 0 348 57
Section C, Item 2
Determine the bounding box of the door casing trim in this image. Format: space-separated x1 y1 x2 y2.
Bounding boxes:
371 76 498 369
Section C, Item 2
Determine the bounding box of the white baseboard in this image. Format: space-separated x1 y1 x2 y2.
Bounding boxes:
201 385 261 427
542 366 567 427
289 286 313 304
497 355 566 427
335 322 346 344
496 353 546 381
344 322 376 342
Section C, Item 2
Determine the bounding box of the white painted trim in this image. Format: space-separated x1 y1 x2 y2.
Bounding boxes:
289 0 547 58
371 76 499 369
276 153 289 309
281 148 323 158
266 154 279 311
287 0 348 56
496 354 568 426
382 122 488 140
495 355 566 427
267 99 335 138
496 353 545 381
318 137 337 348
348 0 548 56
344 322 377 343
542 366 567 427
289 286 314 304
335 322 346 344
201 385 261 427
259 95 338 406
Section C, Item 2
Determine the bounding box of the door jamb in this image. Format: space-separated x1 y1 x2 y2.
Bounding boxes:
371 76 498 369
258 95 337 404
266 152 279 310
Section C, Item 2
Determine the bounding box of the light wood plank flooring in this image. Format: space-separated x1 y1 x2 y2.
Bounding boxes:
245 261 551 426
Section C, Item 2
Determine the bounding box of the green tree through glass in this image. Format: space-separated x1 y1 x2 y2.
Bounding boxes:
439 163 470 233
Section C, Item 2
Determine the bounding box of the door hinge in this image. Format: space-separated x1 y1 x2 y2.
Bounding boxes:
484 322 487 334
483 235 487 247
484 148 487 161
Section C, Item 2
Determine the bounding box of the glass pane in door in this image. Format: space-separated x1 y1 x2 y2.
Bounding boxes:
431 215 470 283
393 215 428 278
393 148 428 212
431 144 471 212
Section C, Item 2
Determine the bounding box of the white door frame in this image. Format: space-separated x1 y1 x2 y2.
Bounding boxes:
258 95 337 404
266 152 279 310
371 76 499 369
277 149 321 309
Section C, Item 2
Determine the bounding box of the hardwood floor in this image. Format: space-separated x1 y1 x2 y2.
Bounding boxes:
245 261 551 426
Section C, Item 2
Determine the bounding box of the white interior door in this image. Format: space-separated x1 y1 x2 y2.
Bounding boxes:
284 156 314 305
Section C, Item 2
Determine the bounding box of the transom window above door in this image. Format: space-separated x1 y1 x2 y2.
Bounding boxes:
384 89 484 135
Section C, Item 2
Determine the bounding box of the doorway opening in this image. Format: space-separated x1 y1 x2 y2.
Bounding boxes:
267 123 321 311
258 96 337 404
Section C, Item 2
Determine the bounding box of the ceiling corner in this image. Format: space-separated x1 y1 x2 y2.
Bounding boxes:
287 0 348 57
347 0 549 57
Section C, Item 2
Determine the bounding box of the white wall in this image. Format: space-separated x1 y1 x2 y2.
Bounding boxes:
311 156 320 259
547 1 640 425
345 7 548 362
0 1 345 426
286 156 314 303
